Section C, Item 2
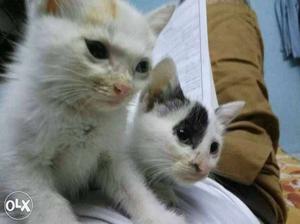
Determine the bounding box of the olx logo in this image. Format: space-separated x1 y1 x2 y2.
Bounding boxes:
4 191 33 220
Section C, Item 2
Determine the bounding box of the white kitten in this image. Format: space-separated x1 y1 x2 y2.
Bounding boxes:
129 58 245 206
0 1 185 224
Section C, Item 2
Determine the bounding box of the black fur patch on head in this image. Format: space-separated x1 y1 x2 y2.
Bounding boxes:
173 103 208 149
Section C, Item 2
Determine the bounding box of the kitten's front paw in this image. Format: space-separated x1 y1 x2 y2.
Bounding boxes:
152 183 178 208
135 211 186 224
161 212 187 224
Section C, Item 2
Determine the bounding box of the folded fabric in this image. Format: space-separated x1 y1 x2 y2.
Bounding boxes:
73 178 259 224
275 0 300 59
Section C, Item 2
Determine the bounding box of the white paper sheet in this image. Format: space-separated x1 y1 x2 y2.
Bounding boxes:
152 0 218 109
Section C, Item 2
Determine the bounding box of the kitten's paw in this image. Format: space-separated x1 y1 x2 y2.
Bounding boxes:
152 183 178 208
135 211 187 224
29 213 81 224
38 220 81 224
161 212 187 224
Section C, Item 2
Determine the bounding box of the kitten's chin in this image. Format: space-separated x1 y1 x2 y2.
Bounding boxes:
100 96 134 111
93 101 128 112
88 94 134 112
63 96 131 114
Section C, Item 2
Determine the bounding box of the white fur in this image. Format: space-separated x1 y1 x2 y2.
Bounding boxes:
128 60 245 204
0 1 183 224
130 103 223 184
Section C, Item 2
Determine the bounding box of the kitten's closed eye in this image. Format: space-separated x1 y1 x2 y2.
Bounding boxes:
85 39 109 60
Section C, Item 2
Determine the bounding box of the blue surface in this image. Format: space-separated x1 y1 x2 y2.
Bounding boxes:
130 0 170 12
249 0 300 155
131 0 300 155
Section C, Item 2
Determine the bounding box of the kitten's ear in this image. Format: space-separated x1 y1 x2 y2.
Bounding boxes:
150 58 178 92
140 58 178 111
26 0 65 16
147 4 176 37
215 101 245 126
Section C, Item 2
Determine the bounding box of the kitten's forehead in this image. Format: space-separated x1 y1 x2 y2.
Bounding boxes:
84 0 118 24
152 85 190 116
78 0 154 55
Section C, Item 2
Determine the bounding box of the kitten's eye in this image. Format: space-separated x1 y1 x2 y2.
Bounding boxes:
85 39 109 60
176 128 190 144
210 142 219 155
135 59 150 74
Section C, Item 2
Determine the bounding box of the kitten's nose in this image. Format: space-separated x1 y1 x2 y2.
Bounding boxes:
113 83 132 97
191 163 202 172
190 162 209 174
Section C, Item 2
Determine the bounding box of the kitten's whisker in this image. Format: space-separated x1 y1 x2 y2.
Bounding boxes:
42 88 88 101
141 163 169 176
93 88 110 95
42 79 89 86
49 89 90 108
44 64 86 78
147 167 170 185
71 94 98 118
41 73 84 81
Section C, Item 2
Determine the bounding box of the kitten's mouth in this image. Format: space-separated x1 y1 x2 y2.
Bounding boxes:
106 98 124 106
94 83 134 107
105 94 133 106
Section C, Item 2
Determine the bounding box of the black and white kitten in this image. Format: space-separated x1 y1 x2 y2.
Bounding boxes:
129 58 245 205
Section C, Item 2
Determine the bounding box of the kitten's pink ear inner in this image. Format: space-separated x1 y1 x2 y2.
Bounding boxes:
27 0 61 15
216 101 245 126
29 0 61 15
46 0 60 14
147 4 176 36
141 58 177 111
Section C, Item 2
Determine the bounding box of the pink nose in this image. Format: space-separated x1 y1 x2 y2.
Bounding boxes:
113 83 132 97
191 163 202 172
191 162 209 174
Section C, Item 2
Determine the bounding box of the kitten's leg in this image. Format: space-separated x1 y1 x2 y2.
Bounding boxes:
1 163 80 224
151 182 179 208
97 159 186 224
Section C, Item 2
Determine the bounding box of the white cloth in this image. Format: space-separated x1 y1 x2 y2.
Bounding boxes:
73 178 260 224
